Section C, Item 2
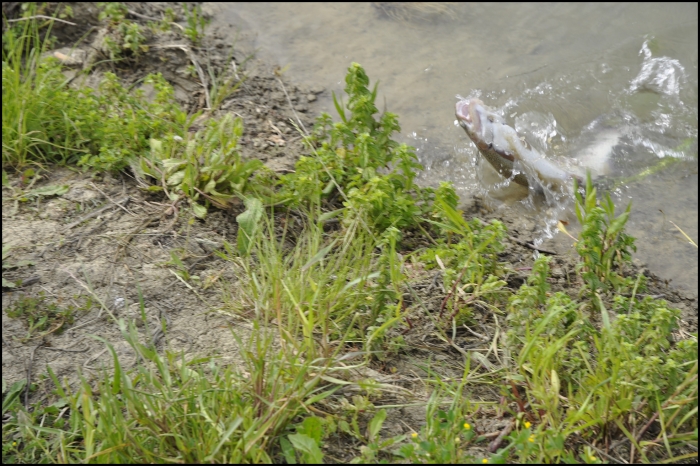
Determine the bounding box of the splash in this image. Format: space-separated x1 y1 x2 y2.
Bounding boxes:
628 39 686 97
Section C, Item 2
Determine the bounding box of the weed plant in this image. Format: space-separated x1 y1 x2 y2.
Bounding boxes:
574 174 636 295
503 190 697 462
278 63 438 233
135 113 262 218
98 2 148 58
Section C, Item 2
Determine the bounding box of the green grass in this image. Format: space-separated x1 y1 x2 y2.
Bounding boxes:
2 8 697 464
2 18 183 171
4 292 81 343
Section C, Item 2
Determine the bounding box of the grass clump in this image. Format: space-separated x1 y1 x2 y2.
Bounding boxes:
2 16 183 171
1 310 336 463
229 203 407 355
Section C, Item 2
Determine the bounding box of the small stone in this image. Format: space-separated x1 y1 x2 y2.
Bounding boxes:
294 104 308 113
310 85 325 94
306 93 317 102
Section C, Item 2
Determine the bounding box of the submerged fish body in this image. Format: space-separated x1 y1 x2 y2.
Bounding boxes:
455 98 583 191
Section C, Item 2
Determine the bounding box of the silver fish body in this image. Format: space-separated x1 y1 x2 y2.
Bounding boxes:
455 98 583 191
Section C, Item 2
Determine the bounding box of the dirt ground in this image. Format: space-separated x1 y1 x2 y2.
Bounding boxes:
2 2 697 457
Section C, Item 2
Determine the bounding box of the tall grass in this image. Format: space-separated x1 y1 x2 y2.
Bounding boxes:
2 15 76 168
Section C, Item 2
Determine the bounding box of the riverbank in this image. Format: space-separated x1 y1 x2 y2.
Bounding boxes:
2 4 697 463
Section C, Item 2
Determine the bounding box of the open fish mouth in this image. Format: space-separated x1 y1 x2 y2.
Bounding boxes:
455 99 473 127
455 99 492 145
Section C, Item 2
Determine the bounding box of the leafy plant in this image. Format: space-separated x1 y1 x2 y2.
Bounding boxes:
574 173 636 293
504 254 697 463
396 406 477 464
97 2 128 23
278 63 440 233
420 198 507 323
182 3 210 46
136 113 262 218
97 2 149 59
280 416 328 464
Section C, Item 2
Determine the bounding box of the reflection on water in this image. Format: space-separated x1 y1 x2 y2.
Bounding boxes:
209 2 698 293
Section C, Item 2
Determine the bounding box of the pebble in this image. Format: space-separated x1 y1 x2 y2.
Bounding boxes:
306 93 317 102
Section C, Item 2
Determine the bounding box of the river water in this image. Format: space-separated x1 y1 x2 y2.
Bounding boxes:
208 3 698 294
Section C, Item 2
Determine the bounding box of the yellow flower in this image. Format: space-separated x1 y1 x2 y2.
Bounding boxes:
482 459 489 464
524 421 532 429
528 434 535 443
589 455 597 462
464 422 471 430
411 432 418 439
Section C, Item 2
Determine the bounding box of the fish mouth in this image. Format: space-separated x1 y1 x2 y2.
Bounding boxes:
455 98 484 134
455 99 474 127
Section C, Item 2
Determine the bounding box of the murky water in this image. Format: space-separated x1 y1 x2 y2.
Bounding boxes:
208 3 698 293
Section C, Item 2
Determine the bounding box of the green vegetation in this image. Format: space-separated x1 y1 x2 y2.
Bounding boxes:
5 292 79 342
276 63 436 232
2 9 696 464
2 16 185 171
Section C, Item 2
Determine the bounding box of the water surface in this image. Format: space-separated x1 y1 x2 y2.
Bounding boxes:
209 2 698 293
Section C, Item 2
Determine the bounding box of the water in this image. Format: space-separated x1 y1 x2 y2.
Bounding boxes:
208 2 698 294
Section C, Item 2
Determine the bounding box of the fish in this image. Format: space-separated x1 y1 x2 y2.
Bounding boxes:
455 98 584 192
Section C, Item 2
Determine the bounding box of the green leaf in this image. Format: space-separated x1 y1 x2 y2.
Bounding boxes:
167 170 185 186
161 158 186 170
301 239 337 272
236 197 263 256
367 408 387 442
332 91 347 123
299 416 324 443
192 202 207 219
280 437 297 464
288 433 323 464
2 244 12 262
1 380 26 415
23 184 70 198
317 208 344 225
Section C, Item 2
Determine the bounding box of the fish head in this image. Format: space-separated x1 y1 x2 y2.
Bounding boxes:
455 98 481 136
455 98 504 151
